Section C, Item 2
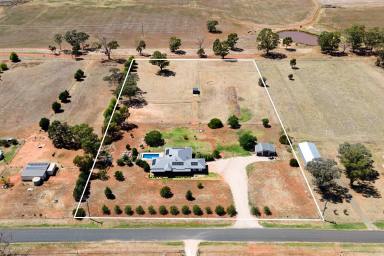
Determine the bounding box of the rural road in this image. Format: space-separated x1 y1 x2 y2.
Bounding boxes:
1 228 383 243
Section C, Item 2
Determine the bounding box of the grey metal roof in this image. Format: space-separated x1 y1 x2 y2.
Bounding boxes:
255 143 276 153
21 163 49 177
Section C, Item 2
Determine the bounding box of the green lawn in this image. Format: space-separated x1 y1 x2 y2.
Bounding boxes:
216 144 251 157
239 108 252 123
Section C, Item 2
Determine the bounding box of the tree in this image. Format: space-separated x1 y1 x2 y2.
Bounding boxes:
262 118 270 128
104 186 115 200
159 205 168 215
364 27 382 53
256 28 279 54
263 206 272 215
182 205 191 215
197 182 204 189
54 33 63 51
136 205 145 215
144 130 164 147
282 37 293 49
258 77 267 87
318 31 341 53
114 205 122 215
227 33 239 50
227 115 240 129
376 50 384 68
170 206 179 215
74 69 85 81
150 51 170 72
73 154 93 173
215 205 226 216
48 121 79 149
73 207 86 219
64 30 89 55
207 20 219 33
290 58 297 69
279 134 291 145
136 40 146 55
345 25 365 52
196 37 205 58
306 158 341 189
148 206 156 215
59 90 70 103
205 206 213 214
169 37 182 52
0 63 8 71
102 205 110 215
9 52 20 62
192 205 203 216
208 118 224 129
185 190 194 201
52 101 62 113
99 37 119 60
226 205 237 217
212 39 229 58
338 143 376 186
289 158 299 167
160 186 173 198
114 171 125 181
48 45 56 54
124 205 134 215
251 206 261 217
39 117 50 131
135 159 150 172
288 74 294 80
239 132 257 151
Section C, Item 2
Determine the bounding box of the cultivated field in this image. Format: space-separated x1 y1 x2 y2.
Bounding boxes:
0 59 115 137
0 0 316 48
257 59 384 224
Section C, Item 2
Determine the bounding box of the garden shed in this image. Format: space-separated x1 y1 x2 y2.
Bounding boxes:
255 143 276 157
21 162 53 182
298 142 321 165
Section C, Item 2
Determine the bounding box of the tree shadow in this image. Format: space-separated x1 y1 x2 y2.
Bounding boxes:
262 52 287 59
352 181 381 198
115 58 126 64
175 50 186 55
121 123 138 131
317 183 352 204
285 48 296 52
231 47 244 52
329 51 348 57
210 30 222 34
74 57 84 61
157 69 176 77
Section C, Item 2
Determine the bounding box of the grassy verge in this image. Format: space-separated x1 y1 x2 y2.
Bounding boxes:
260 221 367 230
373 220 384 229
0 145 18 164
239 108 252 122
216 144 251 157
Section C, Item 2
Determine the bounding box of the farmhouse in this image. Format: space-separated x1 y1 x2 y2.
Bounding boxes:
151 147 206 175
255 143 276 157
298 142 321 165
21 162 57 182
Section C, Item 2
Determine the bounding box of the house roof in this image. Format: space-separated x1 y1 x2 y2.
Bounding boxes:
255 143 276 153
298 142 321 164
21 162 49 177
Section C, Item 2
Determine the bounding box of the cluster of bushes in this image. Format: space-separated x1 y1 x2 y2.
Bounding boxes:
0 63 8 72
136 158 150 172
103 98 129 143
101 204 236 217
0 138 18 147
250 206 272 217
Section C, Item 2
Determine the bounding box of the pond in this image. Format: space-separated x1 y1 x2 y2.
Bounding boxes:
278 30 318 46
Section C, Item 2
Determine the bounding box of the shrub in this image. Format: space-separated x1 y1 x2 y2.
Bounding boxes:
264 206 272 216
239 132 257 151
288 74 294 80
180 205 191 215
226 205 237 217
0 63 8 71
212 149 221 159
39 117 50 131
258 77 267 87
159 205 168 215
208 118 223 129
72 208 86 219
74 69 85 81
117 158 125 166
262 118 270 128
289 158 299 167
169 36 182 52
52 101 61 113
136 205 145 215
102 205 110 215
131 148 139 161
124 205 134 216
205 207 212 214
125 144 131 150
160 186 173 198
251 206 261 217
215 205 226 216
148 206 156 215
195 152 215 162
207 20 219 33
104 187 115 200
279 134 290 145
227 115 240 129
185 190 194 201
9 52 20 62
144 130 164 147
59 90 70 103
170 206 180 215
135 159 150 172
197 182 204 189
192 205 203 216
114 171 125 181
114 205 122 215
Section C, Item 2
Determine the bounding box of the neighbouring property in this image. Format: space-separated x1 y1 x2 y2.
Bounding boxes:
298 142 321 165
150 147 206 175
21 162 57 184
255 143 276 157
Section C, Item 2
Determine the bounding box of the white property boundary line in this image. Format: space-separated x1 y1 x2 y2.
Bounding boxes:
252 60 324 221
74 58 323 222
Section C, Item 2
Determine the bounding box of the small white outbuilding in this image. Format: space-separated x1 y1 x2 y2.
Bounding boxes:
298 142 321 165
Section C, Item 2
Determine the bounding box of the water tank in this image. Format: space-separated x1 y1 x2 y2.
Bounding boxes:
32 177 43 186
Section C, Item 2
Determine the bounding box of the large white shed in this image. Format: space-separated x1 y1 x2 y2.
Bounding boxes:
298 142 321 165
